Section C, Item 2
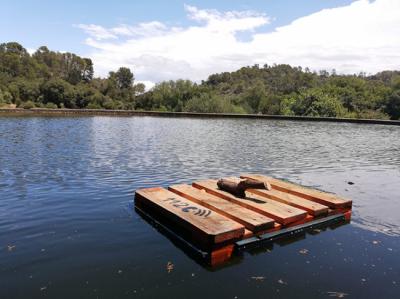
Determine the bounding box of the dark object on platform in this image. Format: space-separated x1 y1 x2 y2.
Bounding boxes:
217 178 272 198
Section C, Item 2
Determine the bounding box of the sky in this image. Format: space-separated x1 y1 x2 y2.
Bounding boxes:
1 0 400 88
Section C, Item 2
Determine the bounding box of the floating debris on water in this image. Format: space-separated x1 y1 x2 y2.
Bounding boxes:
166 262 174 273
251 276 266 281
277 279 287 285
327 291 348 298
299 248 309 255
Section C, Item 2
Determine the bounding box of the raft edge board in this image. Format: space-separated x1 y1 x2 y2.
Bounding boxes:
135 187 245 244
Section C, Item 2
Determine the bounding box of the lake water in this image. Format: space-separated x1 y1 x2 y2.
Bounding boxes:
0 116 399 298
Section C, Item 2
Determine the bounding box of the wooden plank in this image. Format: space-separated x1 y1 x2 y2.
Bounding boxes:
243 229 254 239
209 245 234 266
245 187 328 216
135 187 244 245
169 184 275 232
285 214 314 228
192 180 307 225
225 177 328 216
241 174 352 209
243 222 282 239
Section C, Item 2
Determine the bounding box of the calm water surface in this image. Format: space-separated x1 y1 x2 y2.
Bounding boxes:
0 116 399 298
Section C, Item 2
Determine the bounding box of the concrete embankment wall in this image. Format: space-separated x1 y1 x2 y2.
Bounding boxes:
1 108 399 126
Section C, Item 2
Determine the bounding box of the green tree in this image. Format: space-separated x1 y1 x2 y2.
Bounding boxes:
289 89 346 117
0 42 28 56
184 93 235 113
82 58 94 82
385 90 400 119
0 88 13 104
40 78 76 108
242 82 268 113
115 67 134 89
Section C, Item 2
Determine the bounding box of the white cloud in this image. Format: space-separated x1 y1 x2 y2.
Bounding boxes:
111 21 171 37
77 0 400 87
184 4 269 32
75 24 117 40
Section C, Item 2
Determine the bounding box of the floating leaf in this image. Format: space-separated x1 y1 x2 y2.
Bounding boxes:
166 261 174 273
251 276 265 281
278 279 287 285
327 291 348 298
299 249 309 255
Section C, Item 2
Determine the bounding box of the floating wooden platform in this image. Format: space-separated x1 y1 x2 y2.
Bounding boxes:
134 174 352 266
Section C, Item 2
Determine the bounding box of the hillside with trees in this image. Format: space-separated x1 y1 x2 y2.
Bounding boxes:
0 42 145 110
1 42 399 119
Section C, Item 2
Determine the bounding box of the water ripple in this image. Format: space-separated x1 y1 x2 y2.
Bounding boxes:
1 116 400 298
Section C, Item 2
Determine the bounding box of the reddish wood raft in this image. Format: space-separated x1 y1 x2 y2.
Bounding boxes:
135 174 352 266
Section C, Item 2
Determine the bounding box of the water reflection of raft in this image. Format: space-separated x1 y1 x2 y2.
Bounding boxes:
134 174 352 266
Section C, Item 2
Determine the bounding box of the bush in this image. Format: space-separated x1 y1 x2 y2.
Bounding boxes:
385 90 400 119
280 97 296 116
87 102 102 109
289 89 347 117
21 100 36 109
0 89 13 104
102 98 115 109
356 109 389 120
40 78 76 108
231 105 247 114
184 94 235 113
44 102 58 109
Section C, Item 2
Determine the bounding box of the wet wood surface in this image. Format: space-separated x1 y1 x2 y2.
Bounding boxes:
135 187 245 244
169 184 275 232
192 179 307 225
241 174 352 209
224 177 328 216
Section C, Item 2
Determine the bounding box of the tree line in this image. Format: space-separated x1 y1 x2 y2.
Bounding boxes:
0 42 144 110
1 42 399 119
